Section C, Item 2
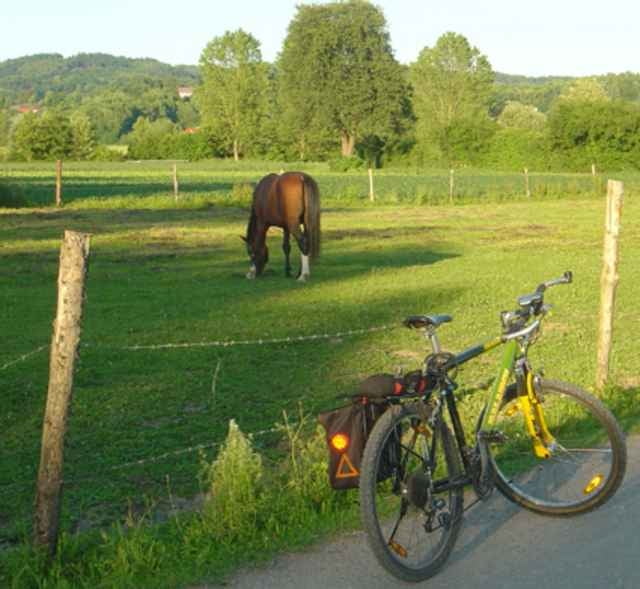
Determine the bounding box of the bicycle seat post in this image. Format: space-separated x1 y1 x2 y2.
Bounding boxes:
425 326 442 354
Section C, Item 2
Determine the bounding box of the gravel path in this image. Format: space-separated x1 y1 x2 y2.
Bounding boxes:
204 436 639 589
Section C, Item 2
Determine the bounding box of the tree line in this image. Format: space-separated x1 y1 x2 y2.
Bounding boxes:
2 0 640 170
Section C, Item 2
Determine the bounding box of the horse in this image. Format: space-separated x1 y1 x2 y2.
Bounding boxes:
242 172 320 281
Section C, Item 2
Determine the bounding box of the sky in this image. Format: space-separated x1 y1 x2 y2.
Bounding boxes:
2 0 638 77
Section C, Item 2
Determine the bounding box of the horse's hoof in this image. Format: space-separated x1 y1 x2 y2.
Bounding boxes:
246 271 256 280
297 274 309 283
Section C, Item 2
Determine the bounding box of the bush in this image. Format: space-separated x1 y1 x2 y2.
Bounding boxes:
0 182 27 208
200 420 264 541
92 145 126 162
328 156 365 172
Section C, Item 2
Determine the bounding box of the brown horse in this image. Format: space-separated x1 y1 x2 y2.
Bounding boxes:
242 172 320 281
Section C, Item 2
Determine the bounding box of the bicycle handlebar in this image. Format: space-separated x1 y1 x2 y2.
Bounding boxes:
535 270 573 294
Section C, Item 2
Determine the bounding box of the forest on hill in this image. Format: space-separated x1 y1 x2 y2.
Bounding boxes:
1 0 640 170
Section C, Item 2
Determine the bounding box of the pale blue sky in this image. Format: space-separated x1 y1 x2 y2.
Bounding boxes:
2 0 638 76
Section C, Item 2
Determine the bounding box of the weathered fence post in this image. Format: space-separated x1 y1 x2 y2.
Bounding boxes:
449 169 454 204
34 230 91 558
368 167 374 202
524 167 531 197
596 180 623 390
172 163 179 201
55 160 63 207
592 163 597 177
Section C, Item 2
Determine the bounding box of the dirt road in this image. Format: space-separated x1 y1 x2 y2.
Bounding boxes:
210 436 638 589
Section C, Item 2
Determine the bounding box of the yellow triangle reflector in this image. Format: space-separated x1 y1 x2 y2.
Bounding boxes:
584 474 604 494
335 453 359 479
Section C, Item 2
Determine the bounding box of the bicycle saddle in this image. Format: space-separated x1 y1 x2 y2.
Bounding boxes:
403 314 453 329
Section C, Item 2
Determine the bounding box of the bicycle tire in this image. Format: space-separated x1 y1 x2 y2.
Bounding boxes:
490 378 626 516
359 403 463 582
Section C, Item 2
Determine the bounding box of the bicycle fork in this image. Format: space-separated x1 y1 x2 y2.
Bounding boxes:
481 342 555 459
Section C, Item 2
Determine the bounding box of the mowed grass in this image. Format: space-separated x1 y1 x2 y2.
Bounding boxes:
1 161 639 572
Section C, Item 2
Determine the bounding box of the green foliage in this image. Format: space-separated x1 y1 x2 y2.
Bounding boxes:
328 156 365 172
70 111 96 159
547 100 640 170
278 1 407 157
197 30 269 160
11 110 73 160
200 420 264 541
482 128 550 171
92 145 126 162
126 117 178 159
411 32 495 165
498 101 547 131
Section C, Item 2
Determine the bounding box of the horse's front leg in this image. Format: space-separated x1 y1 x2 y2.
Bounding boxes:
282 229 292 277
292 229 310 282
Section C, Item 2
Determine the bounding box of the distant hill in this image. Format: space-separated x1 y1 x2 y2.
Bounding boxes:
494 72 574 86
0 53 199 105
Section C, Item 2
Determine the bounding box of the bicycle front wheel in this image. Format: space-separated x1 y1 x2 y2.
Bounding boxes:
359 403 463 582
490 378 626 515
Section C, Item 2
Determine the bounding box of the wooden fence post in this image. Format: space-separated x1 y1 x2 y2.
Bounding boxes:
368 167 374 202
592 163 597 177
449 169 454 204
33 230 91 558
172 164 179 201
55 160 63 207
596 180 623 390
524 167 531 197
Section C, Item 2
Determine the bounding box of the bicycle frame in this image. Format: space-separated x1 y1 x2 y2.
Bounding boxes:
431 333 554 491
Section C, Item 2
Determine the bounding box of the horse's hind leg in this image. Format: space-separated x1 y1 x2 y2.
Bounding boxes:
282 229 292 277
291 228 310 282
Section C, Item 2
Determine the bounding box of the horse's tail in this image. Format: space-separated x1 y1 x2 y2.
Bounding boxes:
303 175 321 259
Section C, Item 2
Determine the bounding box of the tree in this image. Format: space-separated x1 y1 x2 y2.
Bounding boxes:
497 101 547 131
197 29 269 160
410 32 495 164
11 110 72 160
558 78 610 103
278 1 407 158
547 100 640 170
125 116 178 159
70 111 95 159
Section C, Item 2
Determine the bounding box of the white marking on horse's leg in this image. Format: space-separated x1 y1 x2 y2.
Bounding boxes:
298 254 310 282
246 264 256 280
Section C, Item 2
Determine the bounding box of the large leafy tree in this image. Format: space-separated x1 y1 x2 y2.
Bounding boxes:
278 0 406 158
410 32 495 163
11 110 73 160
197 29 269 160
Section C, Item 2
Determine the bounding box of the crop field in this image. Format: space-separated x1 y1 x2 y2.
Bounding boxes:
1 161 639 583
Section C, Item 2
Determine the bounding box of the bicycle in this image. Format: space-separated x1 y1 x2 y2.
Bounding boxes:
359 271 627 582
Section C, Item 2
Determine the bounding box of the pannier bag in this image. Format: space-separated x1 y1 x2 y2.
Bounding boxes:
318 397 386 490
318 371 427 490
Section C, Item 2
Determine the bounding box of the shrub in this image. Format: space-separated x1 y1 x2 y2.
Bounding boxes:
328 156 365 172
199 420 264 541
92 145 126 162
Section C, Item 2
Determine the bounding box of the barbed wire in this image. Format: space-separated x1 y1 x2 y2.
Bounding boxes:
117 323 398 351
0 323 399 371
0 421 291 492
0 345 47 372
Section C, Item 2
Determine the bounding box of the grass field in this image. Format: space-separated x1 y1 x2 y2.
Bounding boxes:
1 160 639 586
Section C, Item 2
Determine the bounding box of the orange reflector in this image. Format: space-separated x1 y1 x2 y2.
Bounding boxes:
330 433 349 451
584 474 604 495
389 540 407 558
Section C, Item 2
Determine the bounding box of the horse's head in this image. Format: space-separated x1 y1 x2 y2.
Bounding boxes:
241 236 268 279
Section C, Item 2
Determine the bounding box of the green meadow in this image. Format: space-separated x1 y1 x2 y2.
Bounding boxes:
1 160 639 587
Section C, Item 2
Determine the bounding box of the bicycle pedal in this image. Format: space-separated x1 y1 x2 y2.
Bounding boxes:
437 512 451 529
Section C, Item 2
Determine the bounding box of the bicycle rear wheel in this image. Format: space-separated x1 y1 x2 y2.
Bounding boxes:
490 378 626 515
359 403 463 582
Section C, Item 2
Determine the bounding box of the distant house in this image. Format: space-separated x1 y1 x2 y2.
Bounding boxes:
14 104 40 114
178 86 194 100
183 127 199 134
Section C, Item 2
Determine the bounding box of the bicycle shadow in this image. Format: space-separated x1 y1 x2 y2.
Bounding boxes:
449 457 638 566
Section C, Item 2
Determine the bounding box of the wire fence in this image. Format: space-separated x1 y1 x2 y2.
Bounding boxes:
1 322 400 494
